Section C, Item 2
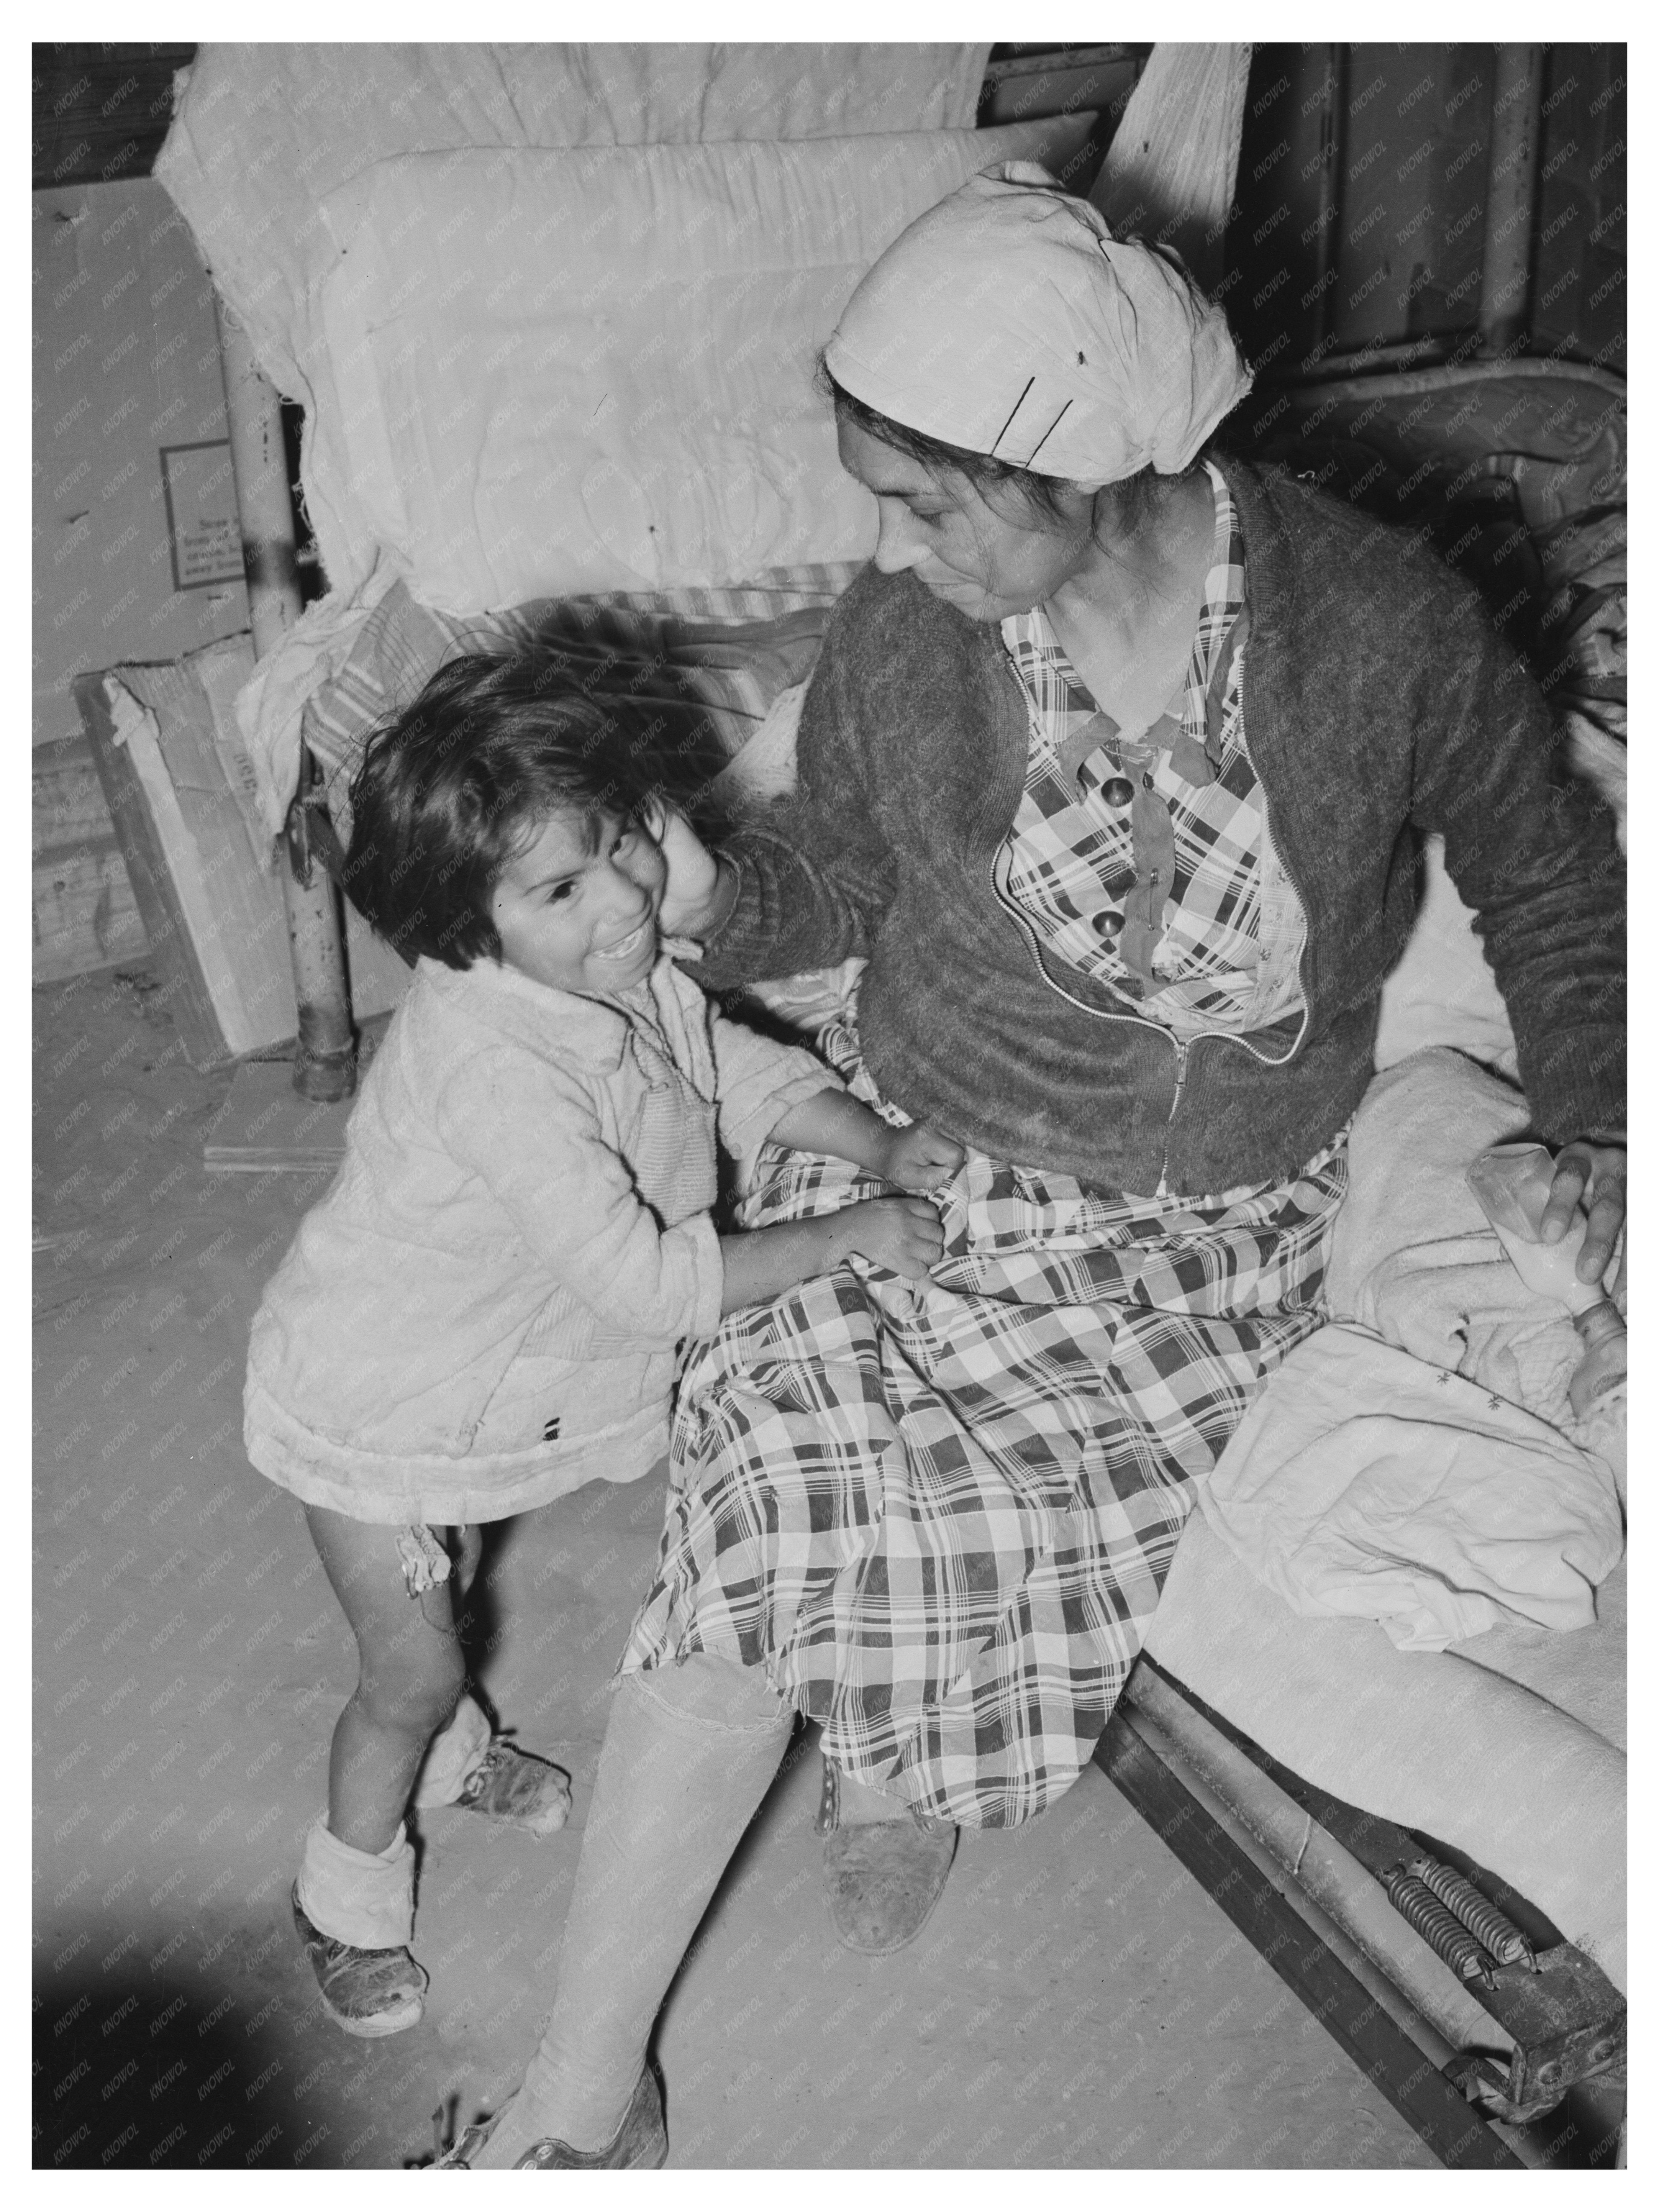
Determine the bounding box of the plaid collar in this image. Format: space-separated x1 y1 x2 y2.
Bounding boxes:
1004 461 1248 787
997 465 1269 1004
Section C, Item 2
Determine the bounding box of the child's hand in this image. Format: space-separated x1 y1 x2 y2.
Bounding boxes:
646 802 726 938
723 1195 946 1315
877 1121 966 1193
838 1196 946 1279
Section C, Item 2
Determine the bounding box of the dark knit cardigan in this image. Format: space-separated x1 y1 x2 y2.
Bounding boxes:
698 458 1625 1197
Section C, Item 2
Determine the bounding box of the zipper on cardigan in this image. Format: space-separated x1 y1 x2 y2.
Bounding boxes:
988 844 1184 1185
1159 1037 1191 1197
989 843 1298 1197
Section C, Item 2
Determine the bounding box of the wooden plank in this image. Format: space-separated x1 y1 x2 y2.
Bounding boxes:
31 731 148 981
982 43 1144 85
31 43 193 189
979 54 1140 127
72 669 228 1066
1091 43 1251 293
1528 47 1626 374
31 844 148 984
201 1056 354 1173
1096 1710 1524 2171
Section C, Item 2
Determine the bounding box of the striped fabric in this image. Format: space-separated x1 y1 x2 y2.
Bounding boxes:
301 566 859 848
997 461 1305 1038
620 1013 1347 1828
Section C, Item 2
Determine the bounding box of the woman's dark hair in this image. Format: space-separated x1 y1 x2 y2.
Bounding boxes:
820 361 1189 541
341 651 662 971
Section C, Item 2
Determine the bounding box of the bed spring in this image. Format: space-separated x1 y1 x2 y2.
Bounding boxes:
1409 1856 1540 1972
1382 1868 1499 1987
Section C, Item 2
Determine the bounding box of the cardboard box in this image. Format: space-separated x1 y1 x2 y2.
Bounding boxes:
76 640 412 1069
34 177 252 979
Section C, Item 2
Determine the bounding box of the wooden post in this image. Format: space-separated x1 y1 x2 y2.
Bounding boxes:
1089 43 1252 295
1307 46 1348 369
1479 45 1544 357
216 298 356 1101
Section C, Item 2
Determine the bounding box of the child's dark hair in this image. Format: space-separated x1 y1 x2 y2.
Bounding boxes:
342 651 661 970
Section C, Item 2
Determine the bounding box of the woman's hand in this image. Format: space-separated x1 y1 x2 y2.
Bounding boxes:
876 1120 966 1193
1540 1138 1626 1295
646 801 729 940
837 1195 947 1279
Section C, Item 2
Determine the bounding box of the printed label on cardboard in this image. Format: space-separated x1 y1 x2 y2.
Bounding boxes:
160 441 243 590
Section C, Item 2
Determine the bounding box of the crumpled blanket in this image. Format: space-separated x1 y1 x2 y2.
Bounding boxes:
1198 1046 1625 1650
1200 1325 1622 1650
1328 1046 1625 1462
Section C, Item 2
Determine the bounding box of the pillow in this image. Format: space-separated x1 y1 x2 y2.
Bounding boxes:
157 43 992 416
311 117 1093 609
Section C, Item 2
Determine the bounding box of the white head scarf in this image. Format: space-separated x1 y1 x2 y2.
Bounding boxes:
824 162 1252 484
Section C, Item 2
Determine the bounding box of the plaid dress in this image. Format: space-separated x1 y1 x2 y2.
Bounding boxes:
997 461 1308 1041
620 1017 1346 1828
620 466 1344 1827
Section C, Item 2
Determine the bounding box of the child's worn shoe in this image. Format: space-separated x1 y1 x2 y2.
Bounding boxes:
292 1883 428 2038
431 2066 667 2170
453 1736 572 1838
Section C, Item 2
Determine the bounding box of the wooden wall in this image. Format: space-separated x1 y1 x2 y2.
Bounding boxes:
33 178 250 980
1226 44 1626 381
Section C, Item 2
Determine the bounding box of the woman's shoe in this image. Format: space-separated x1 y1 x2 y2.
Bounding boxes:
816 1756 959 1955
432 2066 668 2170
514 2066 668 2170
292 1883 427 2038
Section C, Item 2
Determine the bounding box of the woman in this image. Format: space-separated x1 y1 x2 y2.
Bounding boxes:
444 164 1625 2168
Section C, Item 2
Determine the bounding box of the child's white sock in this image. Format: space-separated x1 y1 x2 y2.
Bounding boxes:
295 1813 416 1949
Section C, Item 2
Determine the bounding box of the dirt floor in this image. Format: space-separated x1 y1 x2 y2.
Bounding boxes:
33 963 1450 2173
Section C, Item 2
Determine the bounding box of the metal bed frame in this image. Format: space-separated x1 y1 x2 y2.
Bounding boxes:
1098 1663 1625 2168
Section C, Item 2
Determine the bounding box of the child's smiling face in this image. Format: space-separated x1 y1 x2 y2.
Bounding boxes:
488 806 666 995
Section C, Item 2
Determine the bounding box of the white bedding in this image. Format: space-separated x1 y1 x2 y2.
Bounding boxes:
1148 1039 1627 1985
158 44 1089 827
1199 1046 1625 1650
1199 1324 1621 1651
157 42 989 408
311 116 1091 610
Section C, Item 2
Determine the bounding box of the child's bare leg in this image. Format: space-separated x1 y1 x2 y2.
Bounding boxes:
305 1504 466 1853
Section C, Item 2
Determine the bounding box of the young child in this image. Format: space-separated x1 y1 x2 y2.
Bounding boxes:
243 651 961 2038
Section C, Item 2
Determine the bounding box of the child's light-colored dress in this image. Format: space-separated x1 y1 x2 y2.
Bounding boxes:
244 950 834 1525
